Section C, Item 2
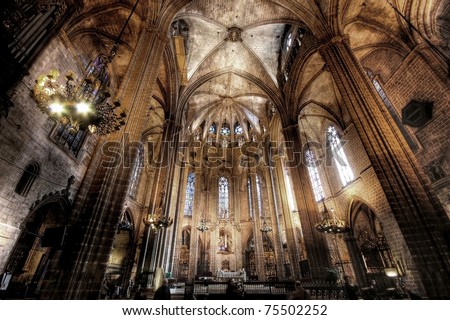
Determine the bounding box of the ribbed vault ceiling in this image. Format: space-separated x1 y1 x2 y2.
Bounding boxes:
64 0 448 140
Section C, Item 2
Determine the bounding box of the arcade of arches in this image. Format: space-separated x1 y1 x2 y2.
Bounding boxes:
0 0 449 300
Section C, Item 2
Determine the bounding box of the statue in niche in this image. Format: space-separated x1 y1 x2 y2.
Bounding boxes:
218 231 232 252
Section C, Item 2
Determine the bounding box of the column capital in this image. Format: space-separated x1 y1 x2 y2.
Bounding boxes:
317 34 350 52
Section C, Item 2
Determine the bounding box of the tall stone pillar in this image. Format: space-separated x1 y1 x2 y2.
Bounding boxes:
248 172 266 280
263 167 285 278
318 35 450 298
232 174 243 270
270 158 301 279
154 120 181 272
188 166 210 279
281 125 331 280
62 25 169 299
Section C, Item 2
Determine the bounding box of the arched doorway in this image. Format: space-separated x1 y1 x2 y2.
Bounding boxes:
347 200 397 297
104 210 134 298
4 196 71 299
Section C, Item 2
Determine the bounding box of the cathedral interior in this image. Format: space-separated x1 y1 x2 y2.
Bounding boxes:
0 0 449 300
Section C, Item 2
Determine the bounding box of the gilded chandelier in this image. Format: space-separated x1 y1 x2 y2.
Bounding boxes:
315 204 350 234
32 0 142 135
33 58 126 135
145 207 173 231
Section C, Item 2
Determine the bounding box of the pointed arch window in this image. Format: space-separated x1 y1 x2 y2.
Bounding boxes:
218 176 229 219
209 123 216 134
367 70 418 152
128 147 143 199
234 123 243 135
15 161 40 196
183 172 195 216
305 149 324 202
255 174 263 217
247 177 253 219
52 123 87 157
327 126 354 186
284 168 296 212
220 123 231 136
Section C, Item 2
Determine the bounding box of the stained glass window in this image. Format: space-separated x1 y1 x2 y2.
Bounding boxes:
305 149 324 202
218 176 229 218
247 177 253 219
183 172 195 216
128 147 143 199
53 123 87 157
220 123 230 136
327 126 354 186
209 123 216 134
235 124 243 135
256 174 263 217
367 70 417 152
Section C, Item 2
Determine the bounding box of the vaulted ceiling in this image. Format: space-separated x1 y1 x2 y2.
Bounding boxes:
64 0 449 140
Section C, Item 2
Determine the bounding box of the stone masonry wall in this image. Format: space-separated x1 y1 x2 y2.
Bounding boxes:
0 35 96 273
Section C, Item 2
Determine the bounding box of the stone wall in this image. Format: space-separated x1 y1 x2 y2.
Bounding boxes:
0 35 96 273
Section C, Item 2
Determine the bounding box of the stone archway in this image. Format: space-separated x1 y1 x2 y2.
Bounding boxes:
4 194 71 299
104 210 135 299
346 200 398 297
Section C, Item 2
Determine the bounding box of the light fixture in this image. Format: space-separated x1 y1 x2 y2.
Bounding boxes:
315 203 350 234
32 0 141 135
145 207 173 231
197 219 209 233
259 213 272 234
384 268 398 278
260 218 272 233
299 115 351 288
298 116 351 235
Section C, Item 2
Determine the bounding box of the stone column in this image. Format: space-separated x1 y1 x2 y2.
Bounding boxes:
248 172 266 280
154 120 181 272
262 166 284 279
170 165 187 281
187 167 206 280
281 124 331 280
269 158 301 279
232 174 243 270
62 25 169 299
318 35 450 299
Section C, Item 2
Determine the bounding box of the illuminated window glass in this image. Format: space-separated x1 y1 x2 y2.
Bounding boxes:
218 176 229 218
183 172 195 216
367 70 417 152
247 177 253 219
52 123 87 157
285 32 292 50
235 124 243 135
327 126 354 186
256 174 263 217
220 123 230 136
305 149 324 202
128 147 144 199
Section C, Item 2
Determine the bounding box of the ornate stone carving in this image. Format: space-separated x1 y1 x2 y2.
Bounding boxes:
226 27 242 42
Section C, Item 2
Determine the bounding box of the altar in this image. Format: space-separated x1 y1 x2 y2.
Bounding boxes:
216 268 246 281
